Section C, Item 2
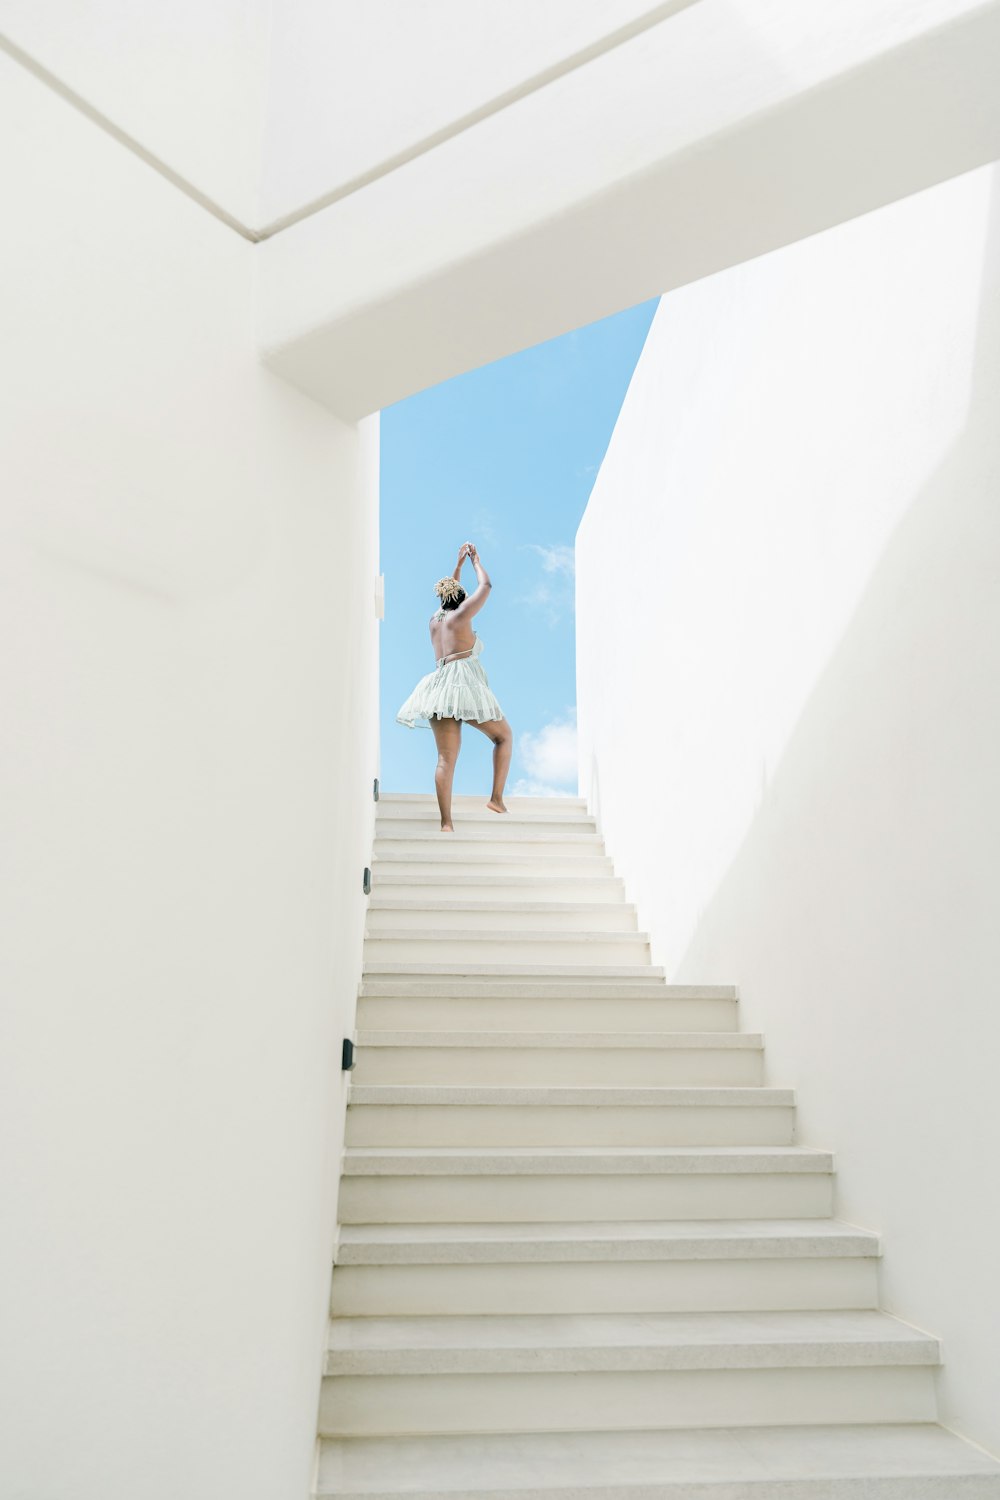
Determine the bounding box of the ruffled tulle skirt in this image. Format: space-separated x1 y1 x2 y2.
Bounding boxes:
396 654 504 729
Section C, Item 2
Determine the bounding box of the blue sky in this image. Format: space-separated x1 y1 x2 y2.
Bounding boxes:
379 298 658 797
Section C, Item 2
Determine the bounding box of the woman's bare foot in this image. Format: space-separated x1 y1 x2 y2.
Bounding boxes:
440 822 455 832
486 799 508 815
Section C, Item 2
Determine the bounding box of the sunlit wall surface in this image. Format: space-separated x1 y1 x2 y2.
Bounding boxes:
578 160 1000 1456
1 49 379 1500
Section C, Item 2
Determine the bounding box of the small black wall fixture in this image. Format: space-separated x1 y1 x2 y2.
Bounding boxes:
342 1038 356 1071
362 866 372 895
373 777 380 802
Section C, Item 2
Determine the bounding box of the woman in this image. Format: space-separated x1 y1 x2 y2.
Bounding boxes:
396 542 514 831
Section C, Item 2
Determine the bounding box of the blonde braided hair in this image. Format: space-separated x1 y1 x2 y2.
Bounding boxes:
434 577 464 605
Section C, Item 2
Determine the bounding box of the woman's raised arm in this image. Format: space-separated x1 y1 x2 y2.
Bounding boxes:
456 544 492 618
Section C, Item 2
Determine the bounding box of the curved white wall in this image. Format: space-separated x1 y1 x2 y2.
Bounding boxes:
0 53 378 1500
577 161 1000 1457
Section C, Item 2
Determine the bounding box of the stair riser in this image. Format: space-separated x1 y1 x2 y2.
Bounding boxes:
369 879 627 903
337 1172 831 1223
377 798 587 815
373 858 614 879
344 1106 796 1149
366 906 638 932
375 818 597 839
359 980 727 996
351 1048 765 1087
329 1256 878 1317
363 936 651 965
374 839 605 860
357 998 740 1032
319 1366 937 1438
321 1478 1000 1500
318 1467 1000 1500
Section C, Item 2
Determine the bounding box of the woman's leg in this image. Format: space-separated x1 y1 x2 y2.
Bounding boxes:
470 717 514 813
429 716 462 830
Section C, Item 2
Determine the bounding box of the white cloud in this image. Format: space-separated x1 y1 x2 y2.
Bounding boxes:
517 542 576 625
518 714 578 789
527 543 575 577
511 778 575 798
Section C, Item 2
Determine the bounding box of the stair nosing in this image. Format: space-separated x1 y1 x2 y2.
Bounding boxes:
347 1085 793 1107
353 1031 763 1049
341 1145 831 1174
364 929 650 942
323 1309 936 1377
334 1216 878 1265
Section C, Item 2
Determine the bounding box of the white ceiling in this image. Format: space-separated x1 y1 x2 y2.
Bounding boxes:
0 0 681 232
0 0 270 228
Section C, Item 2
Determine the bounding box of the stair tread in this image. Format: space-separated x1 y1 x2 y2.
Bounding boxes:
335 1217 878 1264
363 964 668 978
354 1031 762 1049
376 793 587 808
371 858 614 870
316 1423 1000 1497
367 924 650 936
374 834 605 846
359 980 735 998
326 1310 936 1371
342 1145 831 1173
370 874 622 885
348 1085 792 1106
339 1218 868 1246
367 894 632 906
375 834 601 841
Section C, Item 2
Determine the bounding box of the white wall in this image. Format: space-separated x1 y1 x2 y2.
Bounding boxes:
578 160 1000 1457
0 52 378 1500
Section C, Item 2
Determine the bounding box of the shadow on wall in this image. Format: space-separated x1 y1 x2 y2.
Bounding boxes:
675 171 1000 1045
674 169 1000 1449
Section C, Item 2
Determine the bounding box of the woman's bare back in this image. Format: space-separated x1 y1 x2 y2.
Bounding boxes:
429 612 476 663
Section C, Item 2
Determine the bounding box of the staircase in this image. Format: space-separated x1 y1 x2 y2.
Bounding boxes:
316 794 1000 1497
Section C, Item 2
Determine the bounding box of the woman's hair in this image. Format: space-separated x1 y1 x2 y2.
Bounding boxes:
434 577 466 610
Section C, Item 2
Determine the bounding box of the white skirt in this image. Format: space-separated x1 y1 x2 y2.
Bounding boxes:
396 638 504 729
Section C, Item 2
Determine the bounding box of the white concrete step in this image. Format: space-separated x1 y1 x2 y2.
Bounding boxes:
336 1215 868 1263
344 1085 795 1148
318 1309 939 1437
369 873 628 903
326 1307 935 1373
357 994 739 1033
359 976 690 997
351 1031 764 1087
373 853 616 879
374 833 606 860
330 1217 877 1317
316 1423 1000 1498
357 982 739 1034
366 900 639 932
363 930 652 966
377 793 588 819
362 963 667 981
337 1145 830 1225
376 814 598 840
